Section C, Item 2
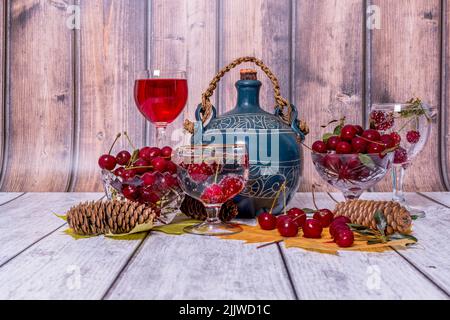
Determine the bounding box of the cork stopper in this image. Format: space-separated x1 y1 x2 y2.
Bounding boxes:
240 69 257 80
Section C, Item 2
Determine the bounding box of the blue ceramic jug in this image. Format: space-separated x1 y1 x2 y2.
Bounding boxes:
184 57 309 218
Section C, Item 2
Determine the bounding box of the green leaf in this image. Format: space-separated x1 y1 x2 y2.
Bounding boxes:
358 153 376 169
153 219 202 235
367 239 384 245
105 221 153 238
333 124 343 136
54 213 67 221
374 210 387 236
322 133 335 143
302 208 317 214
388 232 418 243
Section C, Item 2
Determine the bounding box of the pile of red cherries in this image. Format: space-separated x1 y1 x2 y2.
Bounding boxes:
98 143 178 204
258 209 354 248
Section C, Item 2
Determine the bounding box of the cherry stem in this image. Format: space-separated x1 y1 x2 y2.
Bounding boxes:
257 240 283 249
355 135 385 146
301 142 313 152
125 166 153 170
123 131 136 150
312 184 319 210
327 192 339 204
108 133 122 155
269 182 286 214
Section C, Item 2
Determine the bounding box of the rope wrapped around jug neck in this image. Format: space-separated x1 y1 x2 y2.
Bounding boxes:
183 56 293 134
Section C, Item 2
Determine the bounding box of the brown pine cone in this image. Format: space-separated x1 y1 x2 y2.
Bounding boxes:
180 196 239 222
66 200 158 235
334 200 412 235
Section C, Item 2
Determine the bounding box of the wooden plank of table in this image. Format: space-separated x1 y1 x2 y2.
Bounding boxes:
0 193 102 267
0 0 5 173
1 0 75 192
370 0 443 192
294 0 364 191
419 192 450 208
0 220 143 299
330 192 450 297
279 193 448 299
220 0 291 114
0 193 25 206
105 231 295 300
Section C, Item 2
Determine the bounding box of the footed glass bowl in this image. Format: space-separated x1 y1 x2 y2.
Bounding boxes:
101 169 184 225
311 152 393 200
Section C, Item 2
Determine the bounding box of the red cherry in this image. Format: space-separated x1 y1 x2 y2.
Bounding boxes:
340 125 358 141
351 137 368 153
276 215 292 226
139 147 152 161
116 150 131 166
354 125 364 136
277 217 299 237
161 173 178 189
133 159 150 174
200 184 225 204
394 147 408 164
346 154 361 169
121 169 136 182
258 212 277 230
187 162 213 182
323 154 342 171
113 167 125 177
330 222 351 238
122 185 139 201
161 146 173 159
220 176 245 199
287 208 306 228
333 216 352 224
151 157 167 173
335 229 354 247
380 134 395 148
367 143 385 154
139 187 160 204
336 141 352 154
390 132 401 145
302 219 323 238
98 154 117 171
327 136 341 150
312 141 327 153
142 172 157 186
166 161 177 174
362 129 381 142
406 130 420 144
313 209 334 228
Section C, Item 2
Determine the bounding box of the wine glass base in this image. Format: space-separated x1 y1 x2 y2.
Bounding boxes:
183 221 243 236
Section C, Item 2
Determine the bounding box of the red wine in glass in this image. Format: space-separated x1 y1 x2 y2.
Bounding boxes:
134 70 188 147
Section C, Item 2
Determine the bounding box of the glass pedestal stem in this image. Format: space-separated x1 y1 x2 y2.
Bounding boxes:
392 164 406 203
155 125 167 148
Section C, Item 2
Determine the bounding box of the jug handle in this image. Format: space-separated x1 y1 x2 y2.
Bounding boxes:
194 103 217 131
275 104 309 143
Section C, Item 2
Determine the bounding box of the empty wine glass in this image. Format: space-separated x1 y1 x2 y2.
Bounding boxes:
134 70 188 147
173 144 249 236
370 100 437 218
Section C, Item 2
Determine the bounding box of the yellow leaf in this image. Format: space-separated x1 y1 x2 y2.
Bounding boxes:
219 224 416 255
153 219 202 235
63 228 96 240
105 221 153 238
54 213 67 221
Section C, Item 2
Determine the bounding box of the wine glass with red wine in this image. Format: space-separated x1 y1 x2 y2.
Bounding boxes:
134 70 188 147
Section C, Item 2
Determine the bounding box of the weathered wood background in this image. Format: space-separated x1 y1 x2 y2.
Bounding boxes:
0 0 449 192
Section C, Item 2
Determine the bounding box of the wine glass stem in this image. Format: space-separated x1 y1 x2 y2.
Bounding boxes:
155 126 167 148
392 164 406 203
205 206 221 224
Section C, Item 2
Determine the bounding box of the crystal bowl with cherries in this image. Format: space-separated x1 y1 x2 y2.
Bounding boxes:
98 134 184 224
311 122 396 200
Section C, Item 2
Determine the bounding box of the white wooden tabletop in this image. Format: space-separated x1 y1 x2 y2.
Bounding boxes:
0 192 449 300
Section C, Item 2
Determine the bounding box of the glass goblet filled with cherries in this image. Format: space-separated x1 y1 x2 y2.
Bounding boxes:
173 144 249 236
370 99 437 218
311 120 396 201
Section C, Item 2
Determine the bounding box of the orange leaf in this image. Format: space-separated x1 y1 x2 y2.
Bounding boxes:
219 224 416 255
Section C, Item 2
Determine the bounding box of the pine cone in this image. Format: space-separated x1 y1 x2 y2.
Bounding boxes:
334 200 412 235
180 196 239 222
66 200 159 235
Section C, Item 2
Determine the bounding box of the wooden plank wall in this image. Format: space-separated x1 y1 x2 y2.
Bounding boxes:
0 0 449 192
